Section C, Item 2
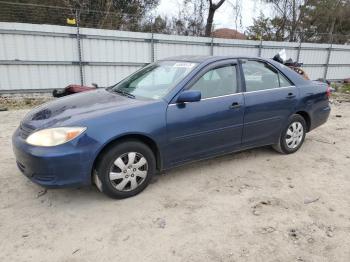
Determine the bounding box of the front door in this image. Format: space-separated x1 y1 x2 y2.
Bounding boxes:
165 62 244 167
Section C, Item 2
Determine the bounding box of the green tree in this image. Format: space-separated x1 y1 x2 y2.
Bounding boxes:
245 13 275 40
141 15 171 34
250 0 349 43
300 0 350 43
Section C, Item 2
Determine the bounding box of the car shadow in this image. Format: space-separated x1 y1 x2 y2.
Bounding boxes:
152 146 278 183
31 146 279 202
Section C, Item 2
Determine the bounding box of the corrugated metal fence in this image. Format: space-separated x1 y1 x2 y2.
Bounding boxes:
1 22 350 92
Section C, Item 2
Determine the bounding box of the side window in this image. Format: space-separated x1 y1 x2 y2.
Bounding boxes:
191 65 237 99
278 73 292 87
242 61 284 92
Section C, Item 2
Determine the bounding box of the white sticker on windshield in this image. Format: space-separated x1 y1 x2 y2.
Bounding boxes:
152 95 161 99
173 63 196 68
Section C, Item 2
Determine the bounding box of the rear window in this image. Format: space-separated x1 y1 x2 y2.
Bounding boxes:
242 60 292 92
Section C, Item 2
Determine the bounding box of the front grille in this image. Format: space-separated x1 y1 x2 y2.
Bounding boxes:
19 123 35 139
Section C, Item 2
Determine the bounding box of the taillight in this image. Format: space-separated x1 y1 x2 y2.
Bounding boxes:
326 86 331 99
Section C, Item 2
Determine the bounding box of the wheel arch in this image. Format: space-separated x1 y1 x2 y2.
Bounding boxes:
295 111 311 132
91 133 162 180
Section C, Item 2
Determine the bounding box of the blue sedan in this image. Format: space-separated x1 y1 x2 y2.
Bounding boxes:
12 56 331 198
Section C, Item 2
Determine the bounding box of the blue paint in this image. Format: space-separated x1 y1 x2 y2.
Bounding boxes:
12 56 331 188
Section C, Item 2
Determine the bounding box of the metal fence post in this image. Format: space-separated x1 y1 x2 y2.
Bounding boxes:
258 38 263 57
324 33 333 79
296 40 302 62
75 9 84 86
151 32 155 62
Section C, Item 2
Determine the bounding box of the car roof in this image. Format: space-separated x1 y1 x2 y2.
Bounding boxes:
160 55 309 86
160 55 261 63
160 55 215 63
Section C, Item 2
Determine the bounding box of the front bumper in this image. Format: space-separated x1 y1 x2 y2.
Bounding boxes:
12 128 94 188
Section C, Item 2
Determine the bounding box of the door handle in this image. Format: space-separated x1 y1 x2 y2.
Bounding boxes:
286 93 296 99
229 102 241 109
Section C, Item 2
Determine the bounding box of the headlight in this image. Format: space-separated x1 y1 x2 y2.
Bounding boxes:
26 127 86 147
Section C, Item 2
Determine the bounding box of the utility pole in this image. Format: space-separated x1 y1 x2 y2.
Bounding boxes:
75 9 84 86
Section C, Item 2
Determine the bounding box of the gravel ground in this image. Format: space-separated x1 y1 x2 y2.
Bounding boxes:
0 102 349 262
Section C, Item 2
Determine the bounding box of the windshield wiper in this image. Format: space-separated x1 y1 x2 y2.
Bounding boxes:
114 89 135 99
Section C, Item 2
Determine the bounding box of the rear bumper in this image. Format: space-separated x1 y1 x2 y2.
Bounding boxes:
12 128 94 188
310 105 331 131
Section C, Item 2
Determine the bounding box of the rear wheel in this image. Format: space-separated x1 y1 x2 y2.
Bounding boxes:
273 114 307 154
94 140 156 199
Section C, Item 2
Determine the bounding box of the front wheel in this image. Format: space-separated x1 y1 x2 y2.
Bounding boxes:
94 140 156 199
273 114 307 154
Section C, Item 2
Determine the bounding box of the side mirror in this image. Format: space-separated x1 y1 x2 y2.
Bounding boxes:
177 90 201 103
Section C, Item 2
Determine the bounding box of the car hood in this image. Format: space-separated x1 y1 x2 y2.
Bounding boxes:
22 89 154 129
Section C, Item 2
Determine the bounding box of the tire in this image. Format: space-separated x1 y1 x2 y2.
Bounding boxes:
95 140 156 199
273 114 307 154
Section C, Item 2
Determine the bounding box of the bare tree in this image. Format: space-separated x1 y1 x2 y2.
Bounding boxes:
171 0 208 36
228 0 242 32
261 0 305 41
248 0 349 43
205 0 226 36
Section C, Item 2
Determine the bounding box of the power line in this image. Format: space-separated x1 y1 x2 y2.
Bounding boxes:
0 1 68 10
0 1 149 17
0 0 348 41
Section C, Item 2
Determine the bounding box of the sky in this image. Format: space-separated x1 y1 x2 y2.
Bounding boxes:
156 0 270 32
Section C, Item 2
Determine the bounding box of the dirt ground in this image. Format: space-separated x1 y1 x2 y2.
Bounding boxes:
0 102 349 262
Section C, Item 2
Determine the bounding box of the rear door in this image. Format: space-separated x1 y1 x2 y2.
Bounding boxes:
241 59 298 147
165 61 244 166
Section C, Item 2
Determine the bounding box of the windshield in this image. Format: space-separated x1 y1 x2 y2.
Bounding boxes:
110 61 198 99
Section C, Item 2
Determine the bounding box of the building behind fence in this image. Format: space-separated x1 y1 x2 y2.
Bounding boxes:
0 22 350 93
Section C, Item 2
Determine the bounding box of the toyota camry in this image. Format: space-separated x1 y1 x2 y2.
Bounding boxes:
12 56 331 198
